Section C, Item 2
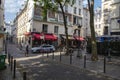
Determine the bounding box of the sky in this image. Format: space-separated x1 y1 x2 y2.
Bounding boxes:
5 0 101 23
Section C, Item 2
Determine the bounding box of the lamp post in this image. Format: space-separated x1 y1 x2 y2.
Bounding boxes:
77 25 82 58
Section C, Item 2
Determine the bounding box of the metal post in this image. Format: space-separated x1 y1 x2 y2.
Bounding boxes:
23 72 27 80
47 52 48 58
70 54 72 64
5 40 7 54
107 48 111 62
60 50 62 62
103 57 106 73
52 51 54 59
42 53 44 57
8 54 10 66
11 56 13 71
13 60 16 78
84 55 86 68
119 6 120 29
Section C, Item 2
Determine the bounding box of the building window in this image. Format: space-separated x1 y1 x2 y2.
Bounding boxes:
99 24 101 28
33 28 36 32
54 26 59 34
0 0 1 5
48 11 55 18
104 26 108 35
65 5 68 12
59 13 63 21
79 9 81 15
34 6 42 16
73 16 77 25
74 7 77 14
42 24 48 33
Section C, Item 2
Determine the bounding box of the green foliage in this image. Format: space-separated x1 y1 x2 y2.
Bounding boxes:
97 42 120 56
34 0 75 54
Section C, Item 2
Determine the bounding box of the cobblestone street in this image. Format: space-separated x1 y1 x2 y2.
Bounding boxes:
1 43 120 80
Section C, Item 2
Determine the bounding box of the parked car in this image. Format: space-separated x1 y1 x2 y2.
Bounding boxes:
31 46 41 53
31 45 55 53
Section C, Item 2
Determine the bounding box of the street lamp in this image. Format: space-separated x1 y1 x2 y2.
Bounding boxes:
77 25 82 58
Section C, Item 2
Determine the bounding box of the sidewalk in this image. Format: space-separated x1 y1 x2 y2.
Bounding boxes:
2 43 120 80
0 59 23 80
44 50 120 80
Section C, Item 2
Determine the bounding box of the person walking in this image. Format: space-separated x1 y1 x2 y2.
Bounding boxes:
25 44 29 56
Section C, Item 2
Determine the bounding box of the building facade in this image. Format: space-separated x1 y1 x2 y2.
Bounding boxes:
83 7 90 38
14 0 84 48
0 0 5 52
110 0 120 37
94 7 102 37
101 0 111 36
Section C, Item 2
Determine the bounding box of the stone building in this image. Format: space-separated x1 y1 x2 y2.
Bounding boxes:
0 0 5 52
14 0 84 48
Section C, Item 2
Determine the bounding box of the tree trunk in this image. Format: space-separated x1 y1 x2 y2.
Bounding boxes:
88 0 98 61
59 2 69 55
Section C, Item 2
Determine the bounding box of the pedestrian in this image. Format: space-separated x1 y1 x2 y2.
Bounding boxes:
25 44 29 57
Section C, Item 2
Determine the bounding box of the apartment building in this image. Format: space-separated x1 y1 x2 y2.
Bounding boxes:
101 0 111 36
5 22 16 43
94 7 102 37
83 7 90 38
14 0 83 47
0 0 5 52
110 0 120 36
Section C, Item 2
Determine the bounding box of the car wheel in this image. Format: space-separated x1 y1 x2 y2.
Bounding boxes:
50 49 53 52
36 50 40 53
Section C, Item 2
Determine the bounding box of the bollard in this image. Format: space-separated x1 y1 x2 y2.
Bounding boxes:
60 51 62 62
52 51 54 59
47 52 49 58
23 72 27 80
70 53 72 64
42 52 44 57
103 57 106 73
8 54 11 66
13 60 16 78
11 56 13 71
84 55 86 68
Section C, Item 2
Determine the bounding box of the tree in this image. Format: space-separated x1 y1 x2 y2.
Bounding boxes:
34 0 75 55
87 0 98 61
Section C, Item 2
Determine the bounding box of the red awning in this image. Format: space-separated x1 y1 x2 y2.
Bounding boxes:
33 33 57 41
33 33 41 39
44 34 57 41
75 37 84 41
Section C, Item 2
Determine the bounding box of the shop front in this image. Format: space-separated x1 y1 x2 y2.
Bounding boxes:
28 32 58 47
60 34 84 49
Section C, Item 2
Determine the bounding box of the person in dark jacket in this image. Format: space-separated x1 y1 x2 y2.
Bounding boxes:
25 45 29 56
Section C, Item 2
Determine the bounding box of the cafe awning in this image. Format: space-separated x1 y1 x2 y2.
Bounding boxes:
33 33 57 41
44 33 57 41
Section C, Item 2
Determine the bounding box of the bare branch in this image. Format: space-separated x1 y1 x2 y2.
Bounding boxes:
87 0 91 12
63 0 68 7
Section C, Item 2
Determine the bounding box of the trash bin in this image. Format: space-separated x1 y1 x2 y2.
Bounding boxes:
0 55 6 70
